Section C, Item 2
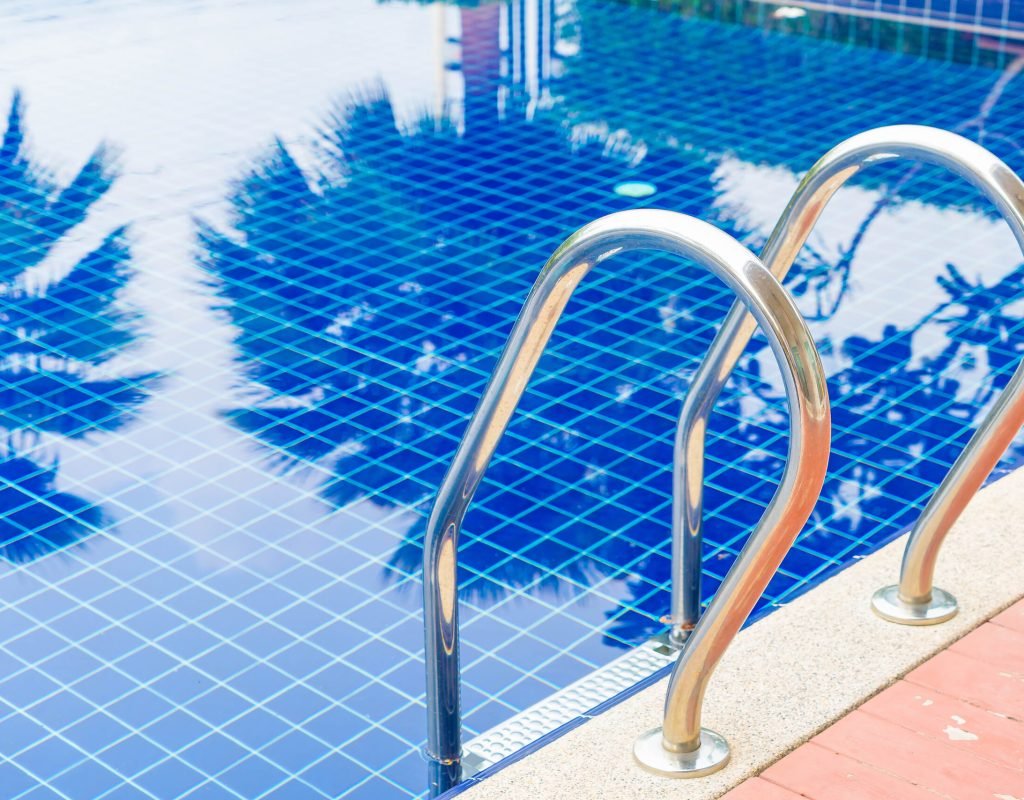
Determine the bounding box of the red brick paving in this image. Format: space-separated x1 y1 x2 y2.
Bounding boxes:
722 597 1024 800
993 601 1024 634
763 742 941 800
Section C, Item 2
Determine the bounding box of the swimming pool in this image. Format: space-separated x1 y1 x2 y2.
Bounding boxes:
1 1 1024 798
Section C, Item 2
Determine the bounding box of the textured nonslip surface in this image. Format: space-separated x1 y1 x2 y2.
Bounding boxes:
464 637 676 769
723 600 1024 799
462 467 1024 800
2 1 1024 798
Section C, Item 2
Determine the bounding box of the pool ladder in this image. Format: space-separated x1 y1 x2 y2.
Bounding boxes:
673 125 1024 634
421 209 832 792
420 126 1024 793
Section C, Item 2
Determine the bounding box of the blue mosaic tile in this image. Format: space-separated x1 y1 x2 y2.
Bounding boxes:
1 0 1024 798
807 0 1024 33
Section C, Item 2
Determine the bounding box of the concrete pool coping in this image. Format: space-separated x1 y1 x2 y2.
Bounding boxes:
462 466 1024 799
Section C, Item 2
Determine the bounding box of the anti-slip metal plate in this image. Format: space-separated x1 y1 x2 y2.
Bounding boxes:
463 636 679 772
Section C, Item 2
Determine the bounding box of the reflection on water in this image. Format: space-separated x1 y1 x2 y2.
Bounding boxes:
200 80 729 595
1 2 1024 797
198 2 1024 652
0 92 155 561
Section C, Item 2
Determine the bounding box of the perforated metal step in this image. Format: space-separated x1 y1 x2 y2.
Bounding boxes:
462 635 679 774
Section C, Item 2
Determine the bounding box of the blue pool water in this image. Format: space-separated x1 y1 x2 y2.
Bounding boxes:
1 1 1024 798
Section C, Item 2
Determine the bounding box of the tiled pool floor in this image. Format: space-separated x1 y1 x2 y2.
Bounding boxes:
2 1 1024 798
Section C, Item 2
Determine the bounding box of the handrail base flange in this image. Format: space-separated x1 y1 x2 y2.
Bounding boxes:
427 757 463 797
871 584 959 626
633 727 730 778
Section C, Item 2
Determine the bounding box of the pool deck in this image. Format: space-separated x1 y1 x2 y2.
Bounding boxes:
724 597 1024 800
464 467 1024 800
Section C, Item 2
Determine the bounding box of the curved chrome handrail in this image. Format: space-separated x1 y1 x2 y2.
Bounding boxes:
422 209 830 790
670 125 1024 636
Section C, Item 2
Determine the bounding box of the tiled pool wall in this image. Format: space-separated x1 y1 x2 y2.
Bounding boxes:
618 0 1024 66
0 1 1023 798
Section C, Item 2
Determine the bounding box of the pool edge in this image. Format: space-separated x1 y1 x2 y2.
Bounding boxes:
460 466 1024 799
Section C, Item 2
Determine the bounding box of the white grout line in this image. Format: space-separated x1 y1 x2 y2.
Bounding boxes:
463 466 1024 799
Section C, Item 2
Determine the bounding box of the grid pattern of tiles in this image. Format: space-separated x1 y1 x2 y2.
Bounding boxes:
1 1 1024 799
764 0 1024 35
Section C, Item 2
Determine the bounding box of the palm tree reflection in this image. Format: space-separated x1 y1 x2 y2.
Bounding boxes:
203 54 1024 647
0 92 155 562
200 83 735 597
609 257 1024 644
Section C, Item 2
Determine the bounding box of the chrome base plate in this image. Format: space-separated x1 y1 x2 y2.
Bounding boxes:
871 584 958 626
633 727 730 778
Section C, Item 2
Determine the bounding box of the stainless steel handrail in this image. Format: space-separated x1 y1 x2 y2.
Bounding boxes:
422 209 830 791
669 125 1024 636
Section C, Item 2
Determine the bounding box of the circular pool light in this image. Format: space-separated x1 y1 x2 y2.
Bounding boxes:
614 181 657 198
